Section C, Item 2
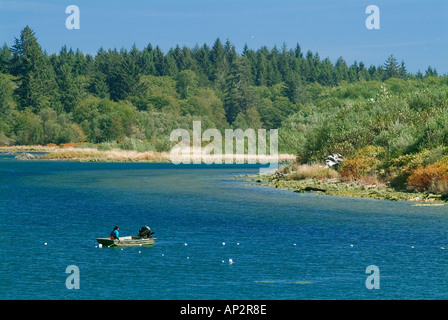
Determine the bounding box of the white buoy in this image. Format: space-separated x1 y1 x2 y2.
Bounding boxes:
98 244 103 248
350 244 354 247
237 243 240 246
138 251 141 254
229 258 234 264
44 242 47 246
222 242 226 246
184 243 188 246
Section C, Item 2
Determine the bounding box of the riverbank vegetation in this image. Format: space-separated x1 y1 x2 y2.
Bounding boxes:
1 26 448 200
271 75 448 200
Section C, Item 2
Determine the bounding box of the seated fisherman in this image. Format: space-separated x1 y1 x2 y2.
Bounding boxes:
110 226 120 240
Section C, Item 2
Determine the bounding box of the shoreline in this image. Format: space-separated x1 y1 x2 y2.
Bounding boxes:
246 173 447 204
0 145 296 163
3 145 445 204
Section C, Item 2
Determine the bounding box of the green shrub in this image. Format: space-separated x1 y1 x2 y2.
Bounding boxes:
119 137 138 150
98 141 118 151
154 138 171 152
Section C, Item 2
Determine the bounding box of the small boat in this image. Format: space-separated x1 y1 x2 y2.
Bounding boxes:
97 225 156 247
96 236 156 247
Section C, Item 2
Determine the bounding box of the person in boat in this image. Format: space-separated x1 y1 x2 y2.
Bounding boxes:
110 226 120 240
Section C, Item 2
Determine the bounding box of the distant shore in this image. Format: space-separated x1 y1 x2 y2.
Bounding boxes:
3 145 446 204
0 145 296 164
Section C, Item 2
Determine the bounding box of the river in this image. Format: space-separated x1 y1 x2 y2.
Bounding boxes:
0 153 447 299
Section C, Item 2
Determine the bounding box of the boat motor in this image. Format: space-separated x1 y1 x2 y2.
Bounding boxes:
138 226 154 239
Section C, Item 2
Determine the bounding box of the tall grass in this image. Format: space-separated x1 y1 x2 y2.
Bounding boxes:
287 164 339 181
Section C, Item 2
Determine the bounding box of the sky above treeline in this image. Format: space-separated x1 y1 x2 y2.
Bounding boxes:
0 0 447 74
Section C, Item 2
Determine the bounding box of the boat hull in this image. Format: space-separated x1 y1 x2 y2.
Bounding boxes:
96 236 156 247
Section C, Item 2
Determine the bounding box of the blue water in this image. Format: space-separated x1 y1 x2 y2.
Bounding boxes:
0 153 447 300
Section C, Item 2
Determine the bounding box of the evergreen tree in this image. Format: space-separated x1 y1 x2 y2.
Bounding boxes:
294 44 303 59
0 74 16 139
399 60 407 79
153 46 167 76
72 49 93 77
255 47 269 86
224 57 254 124
108 52 142 101
0 43 12 74
267 47 281 86
305 51 316 82
89 47 110 98
284 71 301 103
425 66 438 77
318 58 335 86
1 26 444 148
57 63 81 113
383 54 400 80
10 26 60 112
179 46 196 71
335 57 349 83
140 44 156 75
164 53 179 77
242 44 257 85
348 61 359 83
192 43 212 85
210 38 229 88
358 62 371 81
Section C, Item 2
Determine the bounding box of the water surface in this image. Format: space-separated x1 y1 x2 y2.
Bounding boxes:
0 154 447 299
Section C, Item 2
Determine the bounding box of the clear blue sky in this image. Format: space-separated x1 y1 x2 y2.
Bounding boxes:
0 0 447 74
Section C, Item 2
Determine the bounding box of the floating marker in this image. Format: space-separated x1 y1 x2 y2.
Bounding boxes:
237 243 240 245
222 242 226 246
184 243 188 246
229 259 234 264
44 242 47 246
98 244 103 248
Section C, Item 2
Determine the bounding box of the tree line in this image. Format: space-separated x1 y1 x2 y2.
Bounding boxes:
0 26 443 150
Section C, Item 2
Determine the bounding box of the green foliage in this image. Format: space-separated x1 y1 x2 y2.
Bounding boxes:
0 25 446 167
283 78 448 164
175 70 198 99
13 108 43 145
11 26 60 112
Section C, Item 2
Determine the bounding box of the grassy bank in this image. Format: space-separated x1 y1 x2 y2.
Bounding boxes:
1 144 295 163
249 153 448 203
257 175 441 203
